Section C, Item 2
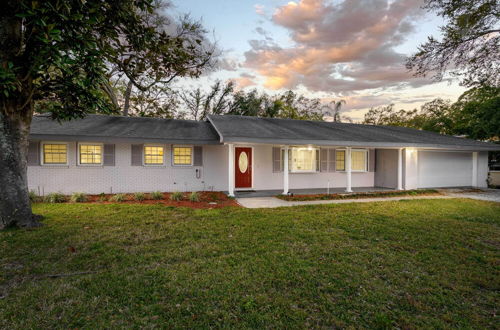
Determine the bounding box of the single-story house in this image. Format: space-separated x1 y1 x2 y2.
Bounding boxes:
27 114 500 196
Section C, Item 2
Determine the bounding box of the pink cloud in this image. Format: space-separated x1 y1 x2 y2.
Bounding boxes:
243 0 428 93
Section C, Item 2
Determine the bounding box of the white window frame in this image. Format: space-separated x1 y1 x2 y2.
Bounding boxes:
171 145 194 167
336 148 369 172
40 141 68 166
77 142 104 166
288 146 320 173
143 144 165 166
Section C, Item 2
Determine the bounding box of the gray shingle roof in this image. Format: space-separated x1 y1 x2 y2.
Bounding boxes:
207 115 500 151
30 114 220 144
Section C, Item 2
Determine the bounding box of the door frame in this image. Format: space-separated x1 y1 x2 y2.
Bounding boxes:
234 145 254 190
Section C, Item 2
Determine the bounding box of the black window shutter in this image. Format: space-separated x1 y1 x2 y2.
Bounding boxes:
131 144 143 166
328 148 336 172
27 141 40 166
272 147 282 172
103 144 115 166
193 146 203 166
369 149 376 172
320 148 328 172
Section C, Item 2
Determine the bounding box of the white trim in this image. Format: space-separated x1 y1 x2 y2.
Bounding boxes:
142 144 165 166
472 152 478 187
40 141 69 166
234 145 254 190
397 148 403 190
346 147 352 192
283 146 289 194
77 142 104 166
171 145 194 167
228 144 235 196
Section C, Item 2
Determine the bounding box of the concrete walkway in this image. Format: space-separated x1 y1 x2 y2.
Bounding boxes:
236 195 453 209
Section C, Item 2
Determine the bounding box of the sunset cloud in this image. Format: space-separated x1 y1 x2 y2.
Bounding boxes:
243 0 427 94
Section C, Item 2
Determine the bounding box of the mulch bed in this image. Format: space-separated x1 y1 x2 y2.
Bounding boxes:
276 189 441 202
81 191 239 209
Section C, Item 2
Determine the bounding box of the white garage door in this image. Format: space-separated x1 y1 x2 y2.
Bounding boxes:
418 151 472 188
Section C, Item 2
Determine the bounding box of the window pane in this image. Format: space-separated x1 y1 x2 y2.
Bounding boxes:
79 144 102 164
352 150 366 171
336 150 345 171
291 148 316 171
144 146 164 165
173 147 192 165
43 144 67 164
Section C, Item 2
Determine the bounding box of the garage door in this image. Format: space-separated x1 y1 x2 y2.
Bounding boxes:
418 151 472 188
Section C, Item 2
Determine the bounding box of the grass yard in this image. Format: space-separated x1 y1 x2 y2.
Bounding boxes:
1 199 499 328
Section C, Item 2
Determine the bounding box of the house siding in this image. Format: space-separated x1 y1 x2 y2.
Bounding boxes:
27 142 228 195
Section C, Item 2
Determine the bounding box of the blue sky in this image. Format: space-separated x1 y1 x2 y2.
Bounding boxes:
171 0 466 121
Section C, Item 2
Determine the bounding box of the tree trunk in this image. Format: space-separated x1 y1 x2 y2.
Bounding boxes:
0 106 41 229
122 80 133 116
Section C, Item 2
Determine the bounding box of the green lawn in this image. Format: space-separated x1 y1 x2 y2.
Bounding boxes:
1 199 499 328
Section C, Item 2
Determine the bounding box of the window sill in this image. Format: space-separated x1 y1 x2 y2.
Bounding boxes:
290 171 318 174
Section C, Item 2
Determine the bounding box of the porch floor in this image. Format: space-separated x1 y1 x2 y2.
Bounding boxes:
233 186 394 198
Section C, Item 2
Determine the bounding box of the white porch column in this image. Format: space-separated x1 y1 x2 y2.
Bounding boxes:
345 147 352 192
472 152 478 187
397 148 403 190
228 144 235 197
283 146 289 195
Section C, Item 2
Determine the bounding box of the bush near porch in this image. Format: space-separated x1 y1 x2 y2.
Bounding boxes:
1 199 498 328
277 189 440 201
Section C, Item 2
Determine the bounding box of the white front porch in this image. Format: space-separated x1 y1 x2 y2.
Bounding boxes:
225 144 404 197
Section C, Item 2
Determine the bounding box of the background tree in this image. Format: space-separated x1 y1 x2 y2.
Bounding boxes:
106 1 216 116
362 87 499 141
0 0 212 229
407 0 499 87
321 100 352 123
179 80 236 120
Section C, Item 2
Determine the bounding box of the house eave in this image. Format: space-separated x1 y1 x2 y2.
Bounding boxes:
29 134 221 145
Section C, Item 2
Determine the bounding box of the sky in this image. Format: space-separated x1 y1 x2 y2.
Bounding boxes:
171 0 467 121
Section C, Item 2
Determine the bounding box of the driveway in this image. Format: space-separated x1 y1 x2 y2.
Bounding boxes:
444 188 500 203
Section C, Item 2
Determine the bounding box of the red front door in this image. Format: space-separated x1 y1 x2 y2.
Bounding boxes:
235 147 252 188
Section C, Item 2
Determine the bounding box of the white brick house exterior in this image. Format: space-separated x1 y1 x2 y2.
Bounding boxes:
27 114 497 196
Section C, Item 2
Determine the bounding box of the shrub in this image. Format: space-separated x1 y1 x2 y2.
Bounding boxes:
109 193 126 202
189 191 200 202
170 191 183 201
98 193 107 202
70 192 88 203
29 190 41 203
134 192 146 201
150 191 164 200
44 192 67 203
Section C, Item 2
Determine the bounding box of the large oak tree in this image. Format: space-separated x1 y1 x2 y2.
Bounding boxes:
0 0 212 229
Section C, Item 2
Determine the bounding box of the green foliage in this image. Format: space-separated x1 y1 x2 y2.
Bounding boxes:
133 192 146 201
363 86 500 141
1 0 214 120
150 191 164 200
1 200 499 328
29 190 41 203
170 192 184 201
70 192 88 203
407 0 499 87
109 194 126 203
98 193 107 202
179 80 326 121
44 193 67 203
188 191 200 202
